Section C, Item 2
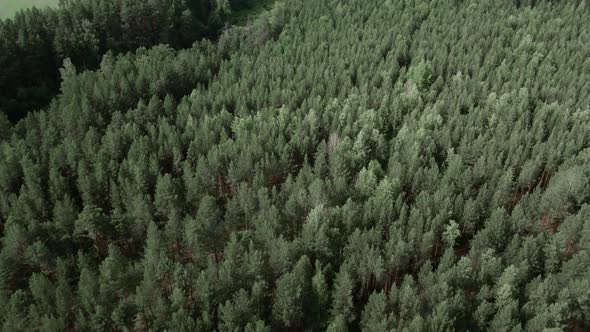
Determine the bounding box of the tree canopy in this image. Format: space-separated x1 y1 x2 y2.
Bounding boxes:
1 0 590 330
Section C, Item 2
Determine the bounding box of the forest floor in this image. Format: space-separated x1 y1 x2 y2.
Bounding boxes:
0 0 59 19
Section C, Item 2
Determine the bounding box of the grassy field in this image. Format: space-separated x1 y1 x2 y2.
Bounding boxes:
0 0 59 19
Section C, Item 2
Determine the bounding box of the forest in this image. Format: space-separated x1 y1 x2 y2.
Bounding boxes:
0 0 589 331
0 0 257 122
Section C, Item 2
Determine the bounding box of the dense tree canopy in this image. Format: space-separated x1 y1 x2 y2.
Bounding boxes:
1 0 590 330
0 0 260 122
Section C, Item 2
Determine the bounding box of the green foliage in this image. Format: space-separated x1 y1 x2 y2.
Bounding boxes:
272 255 312 329
311 261 330 329
0 0 265 122
331 267 355 323
0 0 590 330
361 291 392 332
326 315 348 332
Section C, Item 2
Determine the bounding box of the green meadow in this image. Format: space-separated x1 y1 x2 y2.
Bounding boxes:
0 0 59 19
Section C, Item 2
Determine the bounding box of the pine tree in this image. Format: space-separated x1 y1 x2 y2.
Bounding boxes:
186 195 224 259
361 291 391 332
331 267 355 323
272 255 312 329
311 260 329 329
326 315 348 332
